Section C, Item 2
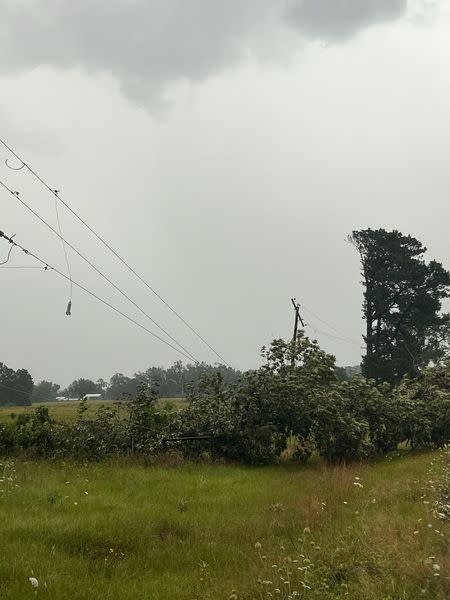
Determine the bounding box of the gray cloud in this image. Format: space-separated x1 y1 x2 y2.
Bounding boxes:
0 0 273 105
0 0 408 106
286 0 407 41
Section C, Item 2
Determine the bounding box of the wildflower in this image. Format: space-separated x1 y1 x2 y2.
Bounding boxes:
343 501 348 505
29 577 39 588
414 531 419 535
433 564 440 571
353 482 363 488
303 527 310 535
255 542 262 550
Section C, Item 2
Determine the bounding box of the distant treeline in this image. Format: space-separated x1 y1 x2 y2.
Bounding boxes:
0 361 244 407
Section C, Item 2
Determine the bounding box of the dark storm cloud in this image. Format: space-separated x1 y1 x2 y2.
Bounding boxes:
286 0 407 41
0 0 273 104
0 0 408 105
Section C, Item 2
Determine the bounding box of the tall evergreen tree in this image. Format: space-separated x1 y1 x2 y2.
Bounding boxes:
350 228 450 384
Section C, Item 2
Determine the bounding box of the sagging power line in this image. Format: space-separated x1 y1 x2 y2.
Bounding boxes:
53 189 73 314
0 179 199 364
0 382 32 397
0 136 230 367
0 230 199 364
292 297 363 349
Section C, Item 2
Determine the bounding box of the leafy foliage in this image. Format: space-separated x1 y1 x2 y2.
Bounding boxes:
61 378 103 399
4 333 450 464
31 380 60 403
350 228 450 384
0 362 33 407
107 361 242 399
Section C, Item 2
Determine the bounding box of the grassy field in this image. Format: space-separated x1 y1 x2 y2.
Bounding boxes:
0 398 186 423
1 451 450 599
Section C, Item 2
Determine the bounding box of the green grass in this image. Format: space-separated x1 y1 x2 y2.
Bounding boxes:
0 398 186 423
0 451 450 599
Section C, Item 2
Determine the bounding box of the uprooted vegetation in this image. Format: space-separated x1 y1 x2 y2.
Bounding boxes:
2 332 450 464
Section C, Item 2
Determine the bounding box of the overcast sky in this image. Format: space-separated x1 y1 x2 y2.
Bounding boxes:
1 0 450 386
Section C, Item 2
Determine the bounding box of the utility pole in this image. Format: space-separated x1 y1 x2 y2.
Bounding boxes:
291 298 305 342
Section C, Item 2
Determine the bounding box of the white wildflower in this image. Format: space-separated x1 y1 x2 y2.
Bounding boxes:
29 577 39 588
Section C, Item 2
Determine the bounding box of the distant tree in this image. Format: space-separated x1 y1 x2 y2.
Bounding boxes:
0 362 33 406
63 378 102 399
350 228 450 384
136 361 242 397
96 378 108 395
335 365 362 380
31 380 60 403
106 373 138 400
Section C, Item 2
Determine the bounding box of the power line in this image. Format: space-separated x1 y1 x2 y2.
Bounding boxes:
306 323 364 348
0 136 230 367
0 237 15 265
299 302 362 346
54 190 73 303
0 266 42 269
0 382 32 397
0 230 198 363
0 179 199 364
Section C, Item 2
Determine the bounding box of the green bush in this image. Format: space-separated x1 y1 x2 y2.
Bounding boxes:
3 336 450 464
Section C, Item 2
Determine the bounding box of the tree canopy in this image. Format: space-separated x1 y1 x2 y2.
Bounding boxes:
31 380 61 403
62 378 103 399
0 362 33 407
350 228 450 384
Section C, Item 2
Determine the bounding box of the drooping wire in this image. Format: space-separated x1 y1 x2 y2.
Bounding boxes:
0 136 230 367
5 158 25 171
0 230 199 363
54 190 73 310
299 302 362 346
306 323 364 349
0 234 15 265
0 179 199 364
0 382 32 396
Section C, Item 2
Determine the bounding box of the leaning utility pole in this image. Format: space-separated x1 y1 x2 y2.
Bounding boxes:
291 298 305 341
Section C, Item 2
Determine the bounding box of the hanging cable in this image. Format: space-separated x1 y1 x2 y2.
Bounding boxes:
0 234 15 265
0 230 199 363
0 179 199 363
298 301 362 345
0 266 43 269
53 190 73 314
0 382 32 397
306 322 364 348
0 136 230 366
5 157 25 171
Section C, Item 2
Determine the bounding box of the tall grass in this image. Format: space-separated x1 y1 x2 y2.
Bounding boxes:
0 451 449 599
